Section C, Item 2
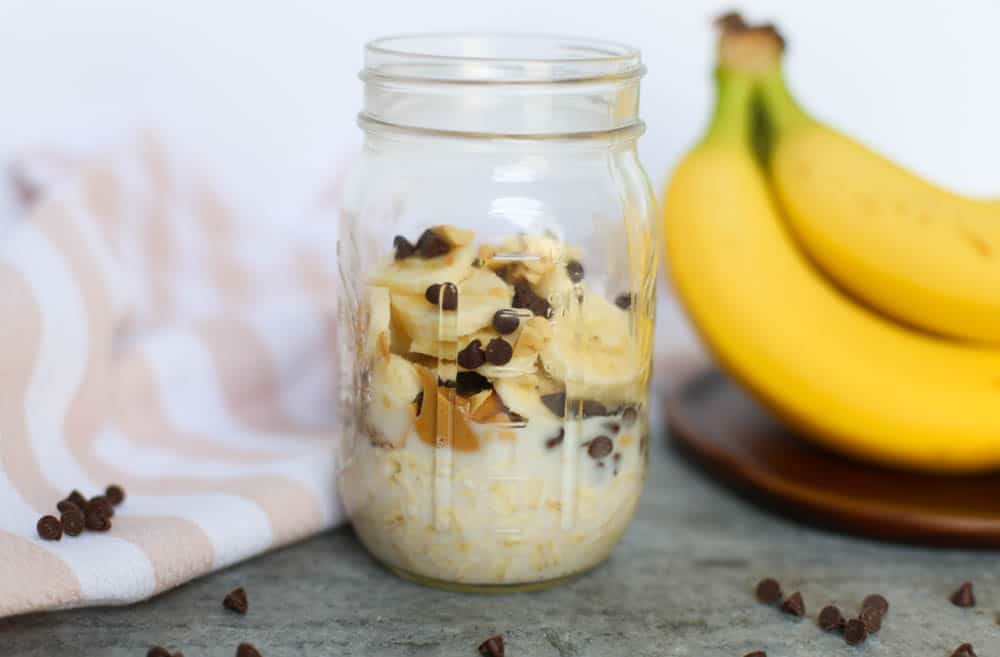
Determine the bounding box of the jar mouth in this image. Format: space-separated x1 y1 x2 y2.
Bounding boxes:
363 33 644 84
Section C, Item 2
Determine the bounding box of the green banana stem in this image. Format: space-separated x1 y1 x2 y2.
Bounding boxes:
756 69 812 134
701 71 755 148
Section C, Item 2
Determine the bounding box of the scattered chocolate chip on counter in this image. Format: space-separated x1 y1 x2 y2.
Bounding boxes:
85 506 112 532
106 484 126 506
57 499 82 514
223 587 249 615
236 642 263 657
484 338 513 366
478 634 504 657
755 578 782 605
37 515 62 541
61 510 85 536
818 605 845 631
491 309 520 334
950 581 976 608
859 604 882 633
861 593 888 616
843 618 868 645
89 495 115 518
565 260 584 283
780 592 805 617
951 643 977 657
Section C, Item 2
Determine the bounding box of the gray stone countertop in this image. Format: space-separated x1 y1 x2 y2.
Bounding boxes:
3 431 998 657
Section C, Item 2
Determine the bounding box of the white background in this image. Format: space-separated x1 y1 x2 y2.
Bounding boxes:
1 0 998 350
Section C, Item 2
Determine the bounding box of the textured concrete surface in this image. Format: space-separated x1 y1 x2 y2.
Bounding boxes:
3 430 998 657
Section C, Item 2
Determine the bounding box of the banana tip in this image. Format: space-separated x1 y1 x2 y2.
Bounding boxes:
715 11 786 73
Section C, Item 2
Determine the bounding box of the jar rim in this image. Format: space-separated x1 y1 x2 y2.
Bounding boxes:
363 32 643 84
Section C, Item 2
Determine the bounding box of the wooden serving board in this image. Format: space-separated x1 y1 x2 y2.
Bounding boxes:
666 367 1000 547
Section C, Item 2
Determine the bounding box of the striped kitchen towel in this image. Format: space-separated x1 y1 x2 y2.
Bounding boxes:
0 135 346 618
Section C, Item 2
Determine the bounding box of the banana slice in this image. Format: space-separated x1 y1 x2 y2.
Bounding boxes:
487 234 581 285
540 288 640 402
370 242 476 294
407 314 550 379
493 375 563 432
390 267 511 344
365 352 421 447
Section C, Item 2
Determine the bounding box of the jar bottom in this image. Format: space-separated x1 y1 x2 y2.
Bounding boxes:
384 561 599 593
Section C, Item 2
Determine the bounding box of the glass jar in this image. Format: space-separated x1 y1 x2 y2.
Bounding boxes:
336 33 657 591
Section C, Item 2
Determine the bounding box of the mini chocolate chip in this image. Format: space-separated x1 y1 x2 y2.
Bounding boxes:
859 605 882 633
61 510 85 536
57 499 82 514
755 578 782 604
236 643 263 657
478 635 504 657
393 235 416 260
416 229 451 259
951 643 978 657
844 618 867 645
484 338 513 365
425 283 441 304
223 587 248 614
621 406 638 425
491 309 520 335
614 293 632 310
818 605 845 632
512 281 552 318
744 652 766 657
85 507 111 532
603 422 621 434
541 392 566 417
67 490 88 509
545 429 565 449
456 371 492 397
781 592 805 617
951 581 975 608
440 283 458 310
588 436 613 459
106 484 126 506
566 260 584 283
529 297 552 319
457 340 486 369
89 495 114 518
37 515 62 540
580 400 608 417
413 391 424 415
861 593 889 616
147 647 172 657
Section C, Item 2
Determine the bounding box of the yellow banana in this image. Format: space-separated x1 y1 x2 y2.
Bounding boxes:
663 62 1000 473
752 32 1000 343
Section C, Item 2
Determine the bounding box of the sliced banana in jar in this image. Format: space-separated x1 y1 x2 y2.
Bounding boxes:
493 375 563 432
366 353 422 447
390 268 511 343
486 234 582 285
541 288 640 403
363 286 392 360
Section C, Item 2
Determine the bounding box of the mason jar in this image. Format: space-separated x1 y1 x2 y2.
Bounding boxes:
336 33 657 591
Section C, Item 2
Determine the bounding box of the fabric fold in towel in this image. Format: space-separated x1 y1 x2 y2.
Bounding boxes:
0 134 346 618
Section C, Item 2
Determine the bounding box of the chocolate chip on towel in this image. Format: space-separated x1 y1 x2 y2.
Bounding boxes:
61 510 85 537
844 618 868 645
236 643 263 657
37 515 62 541
105 484 126 506
147 648 172 657
818 605 845 632
861 593 889 616
755 578 782 605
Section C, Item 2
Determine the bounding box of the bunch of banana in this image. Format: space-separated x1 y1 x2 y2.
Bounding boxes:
662 17 1000 473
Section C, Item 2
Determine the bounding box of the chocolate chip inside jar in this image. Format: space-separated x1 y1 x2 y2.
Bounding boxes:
350 225 649 587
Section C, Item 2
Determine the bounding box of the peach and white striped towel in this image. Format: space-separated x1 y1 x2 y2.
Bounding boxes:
0 135 346 618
